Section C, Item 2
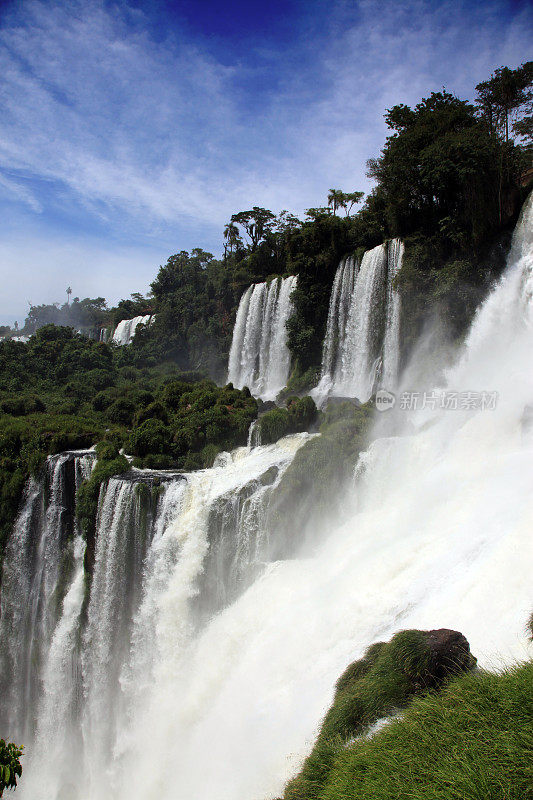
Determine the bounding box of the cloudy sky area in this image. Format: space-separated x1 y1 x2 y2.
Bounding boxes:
0 0 531 325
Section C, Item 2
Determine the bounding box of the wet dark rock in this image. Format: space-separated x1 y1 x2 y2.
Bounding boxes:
421 628 477 686
119 469 186 485
257 399 278 413
324 396 362 411
259 465 279 486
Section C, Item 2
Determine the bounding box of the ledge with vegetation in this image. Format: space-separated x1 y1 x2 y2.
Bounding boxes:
277 625 533 800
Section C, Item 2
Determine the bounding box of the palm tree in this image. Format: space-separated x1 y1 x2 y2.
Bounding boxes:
223 222 241 256
344 191 364 216
327 189 346 215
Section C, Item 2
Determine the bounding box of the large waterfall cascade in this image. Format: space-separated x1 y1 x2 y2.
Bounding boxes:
227 275 297 400
315 239 404 403
0 432 310 799
0 195 532 800
112 315 154 346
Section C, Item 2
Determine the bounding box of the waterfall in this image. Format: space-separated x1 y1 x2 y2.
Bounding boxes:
112 315 153 346
315 241 403 403
7 434 309 799
381 238 403 391
0 451 94 741
102 193 530 800
1 195 532 800
321 255 357 381
82 478 152 769
238 282 268 391
247 419 261 450
227 285 253 386
335 243 387 400
227 276 297 400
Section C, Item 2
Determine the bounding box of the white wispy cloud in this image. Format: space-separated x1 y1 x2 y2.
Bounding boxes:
1 0 530 225
0 173 42 212
0 0 531 322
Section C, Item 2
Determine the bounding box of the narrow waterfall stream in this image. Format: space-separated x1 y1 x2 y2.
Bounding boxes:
315 239 403 403
320 254 357 382
227 276 297 400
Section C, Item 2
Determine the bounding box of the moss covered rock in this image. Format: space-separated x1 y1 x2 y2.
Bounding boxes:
283 628 476 800
259 396 318 445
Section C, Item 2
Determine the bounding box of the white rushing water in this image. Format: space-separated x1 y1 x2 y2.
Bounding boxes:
381 238 403 391
315 240 403 404
112 315 154 346
2 196 533 800
10 434 310 800
320 255 357 381
227 276 297 400
0 452 94 741
105 196 532 800
336 243 387 399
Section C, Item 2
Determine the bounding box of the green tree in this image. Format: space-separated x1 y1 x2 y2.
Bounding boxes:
476 61 533 143
230 207 277 251
223 222 242 259
275 210 301 234
304 207 331 221
343 191 364 216
327 188 346 215
0 739 23 796
150 250 214 300
366 91 503 244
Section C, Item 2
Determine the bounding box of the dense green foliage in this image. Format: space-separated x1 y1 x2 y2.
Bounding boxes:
259 397 318 445
291 660 533 800
476 62 533 152
282 629 477 800
0 739 23 796
127 379 257 470
0 327 257 570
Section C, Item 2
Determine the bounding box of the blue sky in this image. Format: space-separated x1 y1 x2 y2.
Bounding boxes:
0 0 531 326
